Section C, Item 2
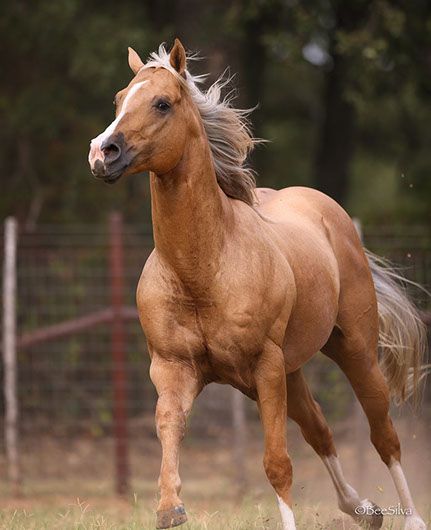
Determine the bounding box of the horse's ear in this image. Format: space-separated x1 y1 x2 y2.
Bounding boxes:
169 38 186 76
128 47 144 74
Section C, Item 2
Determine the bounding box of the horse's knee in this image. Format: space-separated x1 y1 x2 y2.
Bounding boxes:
155 394 186 440
263 449 293 495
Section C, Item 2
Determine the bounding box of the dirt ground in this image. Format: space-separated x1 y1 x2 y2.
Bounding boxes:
0 415 429 529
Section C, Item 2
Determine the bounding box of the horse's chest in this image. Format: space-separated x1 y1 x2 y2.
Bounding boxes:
137 251 289 386
166 299 263 354
187 304 265 386
140 290 265 379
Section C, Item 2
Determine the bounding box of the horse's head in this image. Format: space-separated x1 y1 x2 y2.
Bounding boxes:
89 39 193 183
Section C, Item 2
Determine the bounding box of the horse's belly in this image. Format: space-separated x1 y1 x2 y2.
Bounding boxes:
282 278 339 371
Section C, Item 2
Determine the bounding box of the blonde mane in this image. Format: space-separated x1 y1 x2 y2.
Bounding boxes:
144 45 258 205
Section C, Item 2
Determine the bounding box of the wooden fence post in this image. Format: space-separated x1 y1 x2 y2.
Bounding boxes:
2 217 20 495
231 387 247 496
109 212 130 496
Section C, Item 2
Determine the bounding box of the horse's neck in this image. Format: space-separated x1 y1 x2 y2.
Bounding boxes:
150 135 229 293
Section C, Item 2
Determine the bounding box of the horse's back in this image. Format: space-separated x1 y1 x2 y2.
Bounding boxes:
257 186 353 235
257 186 367 270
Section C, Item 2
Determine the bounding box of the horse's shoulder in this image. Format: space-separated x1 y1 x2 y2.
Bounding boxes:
136 250 176 305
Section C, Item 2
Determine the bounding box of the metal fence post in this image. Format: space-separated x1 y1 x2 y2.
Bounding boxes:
2 217 20 495
109 212 130 495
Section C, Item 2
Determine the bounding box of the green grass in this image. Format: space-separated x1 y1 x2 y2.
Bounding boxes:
0 502 329 530
0 499 278 530
1 422 429 530
0 498 428 530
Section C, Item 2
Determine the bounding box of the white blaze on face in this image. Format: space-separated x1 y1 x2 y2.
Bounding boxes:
89 80 148 164
276 495 296 530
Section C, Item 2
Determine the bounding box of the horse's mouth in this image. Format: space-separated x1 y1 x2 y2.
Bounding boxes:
103 171 123 184
91 163 128 184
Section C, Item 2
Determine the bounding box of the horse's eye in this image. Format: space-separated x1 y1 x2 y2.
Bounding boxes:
155 100 171 113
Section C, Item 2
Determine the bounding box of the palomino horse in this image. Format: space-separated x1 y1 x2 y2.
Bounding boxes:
89 39 428 530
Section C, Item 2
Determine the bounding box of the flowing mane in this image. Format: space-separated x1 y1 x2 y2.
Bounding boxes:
144 45 258 205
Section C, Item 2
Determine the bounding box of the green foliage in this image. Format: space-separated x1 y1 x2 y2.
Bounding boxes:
0 0 153 223
0 0 430 224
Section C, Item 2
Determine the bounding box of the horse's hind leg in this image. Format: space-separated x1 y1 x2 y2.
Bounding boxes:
322 328 426 530
287 369 384 529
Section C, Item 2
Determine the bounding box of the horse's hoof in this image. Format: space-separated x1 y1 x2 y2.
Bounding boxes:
403 514 427 530
353 499 384 529
156 504 188 529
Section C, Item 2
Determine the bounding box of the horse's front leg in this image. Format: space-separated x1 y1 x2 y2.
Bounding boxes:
150 354 202 529
255 342 296 530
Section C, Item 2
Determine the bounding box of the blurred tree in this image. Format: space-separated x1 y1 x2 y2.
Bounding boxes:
0 0 430 225
313 0 372 205
264 0 431 215
0 0 153 224
215 0 289 174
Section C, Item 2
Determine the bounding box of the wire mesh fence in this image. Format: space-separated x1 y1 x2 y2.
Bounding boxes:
1 215 430 495
15 221 153 438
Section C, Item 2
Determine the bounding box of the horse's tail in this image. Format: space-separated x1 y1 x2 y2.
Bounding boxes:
365 249 429 406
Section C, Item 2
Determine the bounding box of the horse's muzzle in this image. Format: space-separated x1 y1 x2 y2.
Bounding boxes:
89 133 131 183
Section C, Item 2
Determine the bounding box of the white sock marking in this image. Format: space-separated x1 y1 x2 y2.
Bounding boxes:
389 458 426 529
321 455 362 514
276 495 296 530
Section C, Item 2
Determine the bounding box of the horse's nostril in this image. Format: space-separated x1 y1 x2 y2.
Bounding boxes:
101 142 121 162
103 143 119 155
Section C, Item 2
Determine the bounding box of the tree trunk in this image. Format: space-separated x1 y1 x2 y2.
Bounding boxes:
238 3 284 176
313 2 371 205
314 52 356 205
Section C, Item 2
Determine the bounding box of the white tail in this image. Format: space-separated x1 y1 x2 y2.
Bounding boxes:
366 250 429 405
